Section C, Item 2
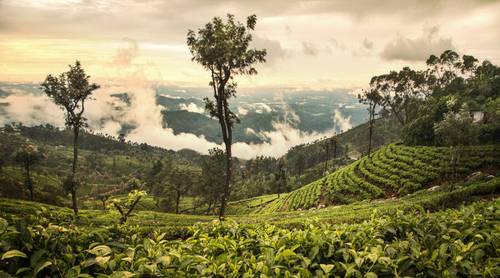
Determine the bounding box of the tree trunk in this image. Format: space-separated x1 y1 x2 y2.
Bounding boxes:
332 140 337 169
71 127 79 216
26 161 33 201
117 196 142 224
367 102 375 157
206 201 212 215
175 189 181 214
71 189 78 215
449 146 459 191
219 141 231 220
277 174 281 198
323 144 329 175
277 179 281 198
368 118 373 156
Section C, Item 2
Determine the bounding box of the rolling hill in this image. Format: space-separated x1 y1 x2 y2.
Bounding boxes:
231 143 500 214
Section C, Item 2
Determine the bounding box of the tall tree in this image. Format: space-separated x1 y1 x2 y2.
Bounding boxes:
14 144 44 200
40 61 100 215
169 167 196 214
275 158 287 197
187 14 266 220
369 67 426 126
322 138 330 175
198 148 226 215
295 153 306 176
434 109 479 186
358 89 382 156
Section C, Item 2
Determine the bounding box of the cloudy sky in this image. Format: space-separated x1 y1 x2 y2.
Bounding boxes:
1 0 499 89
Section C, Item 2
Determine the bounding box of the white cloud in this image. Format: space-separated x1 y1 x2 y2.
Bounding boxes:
0 92 65 127
232 122 335 159
363 38 374 50
238 106 249 116
302 42 319 56
381 26 456 61
112 38 139 67
179 102 204 113
252 103 273 114
332 109 352 133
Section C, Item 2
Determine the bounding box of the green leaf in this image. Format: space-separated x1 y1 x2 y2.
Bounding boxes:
365 272 378 278
110 271 135 278
95 256 110 267
89 245 112 257
439 243 448 256
66 266 81 278
0 271 14 278
34 261 52 275
15 267 31 276
0 217 8 233
2 250 28 260
320 264 334 274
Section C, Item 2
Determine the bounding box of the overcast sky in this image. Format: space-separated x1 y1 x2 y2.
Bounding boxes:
1 0 499 90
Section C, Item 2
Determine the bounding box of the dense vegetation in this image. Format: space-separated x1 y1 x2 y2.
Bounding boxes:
255 143 499 213
0 184 498 276
0 118 395 211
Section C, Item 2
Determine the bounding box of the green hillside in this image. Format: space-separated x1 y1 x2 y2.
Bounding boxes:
1 177 498 276
251 143 499 213
281 116 401 189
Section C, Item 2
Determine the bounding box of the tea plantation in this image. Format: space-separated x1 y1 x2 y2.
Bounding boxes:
1 143 499 277
254 144 500 213
0 176 499 277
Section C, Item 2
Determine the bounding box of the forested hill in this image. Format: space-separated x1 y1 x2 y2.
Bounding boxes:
283 115 401 177
0 117 394 209
4 123 205 165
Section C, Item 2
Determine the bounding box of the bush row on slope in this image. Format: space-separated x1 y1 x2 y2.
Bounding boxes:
261 144 499 212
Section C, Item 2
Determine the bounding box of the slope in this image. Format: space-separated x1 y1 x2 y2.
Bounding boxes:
252 143 499 213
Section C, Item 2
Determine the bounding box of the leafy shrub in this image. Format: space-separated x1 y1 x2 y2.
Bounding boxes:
0 200 498 277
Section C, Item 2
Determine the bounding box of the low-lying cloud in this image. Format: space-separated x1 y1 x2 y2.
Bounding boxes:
233 122 336 159
179 102 204 113
0 92 64 127
333 108 352 133
0 40 358 159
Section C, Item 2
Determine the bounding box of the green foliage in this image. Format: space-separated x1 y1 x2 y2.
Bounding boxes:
397 50 500 146
187 13 268 218
0 198 498 277
40 61 100 129
434 109 480 147
260 143 500 212
109 190 147 224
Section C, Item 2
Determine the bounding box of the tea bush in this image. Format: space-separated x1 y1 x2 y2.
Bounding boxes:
0 199 498 277
261 144 499 212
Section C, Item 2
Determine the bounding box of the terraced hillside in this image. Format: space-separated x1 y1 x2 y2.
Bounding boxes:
253 143 500 213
